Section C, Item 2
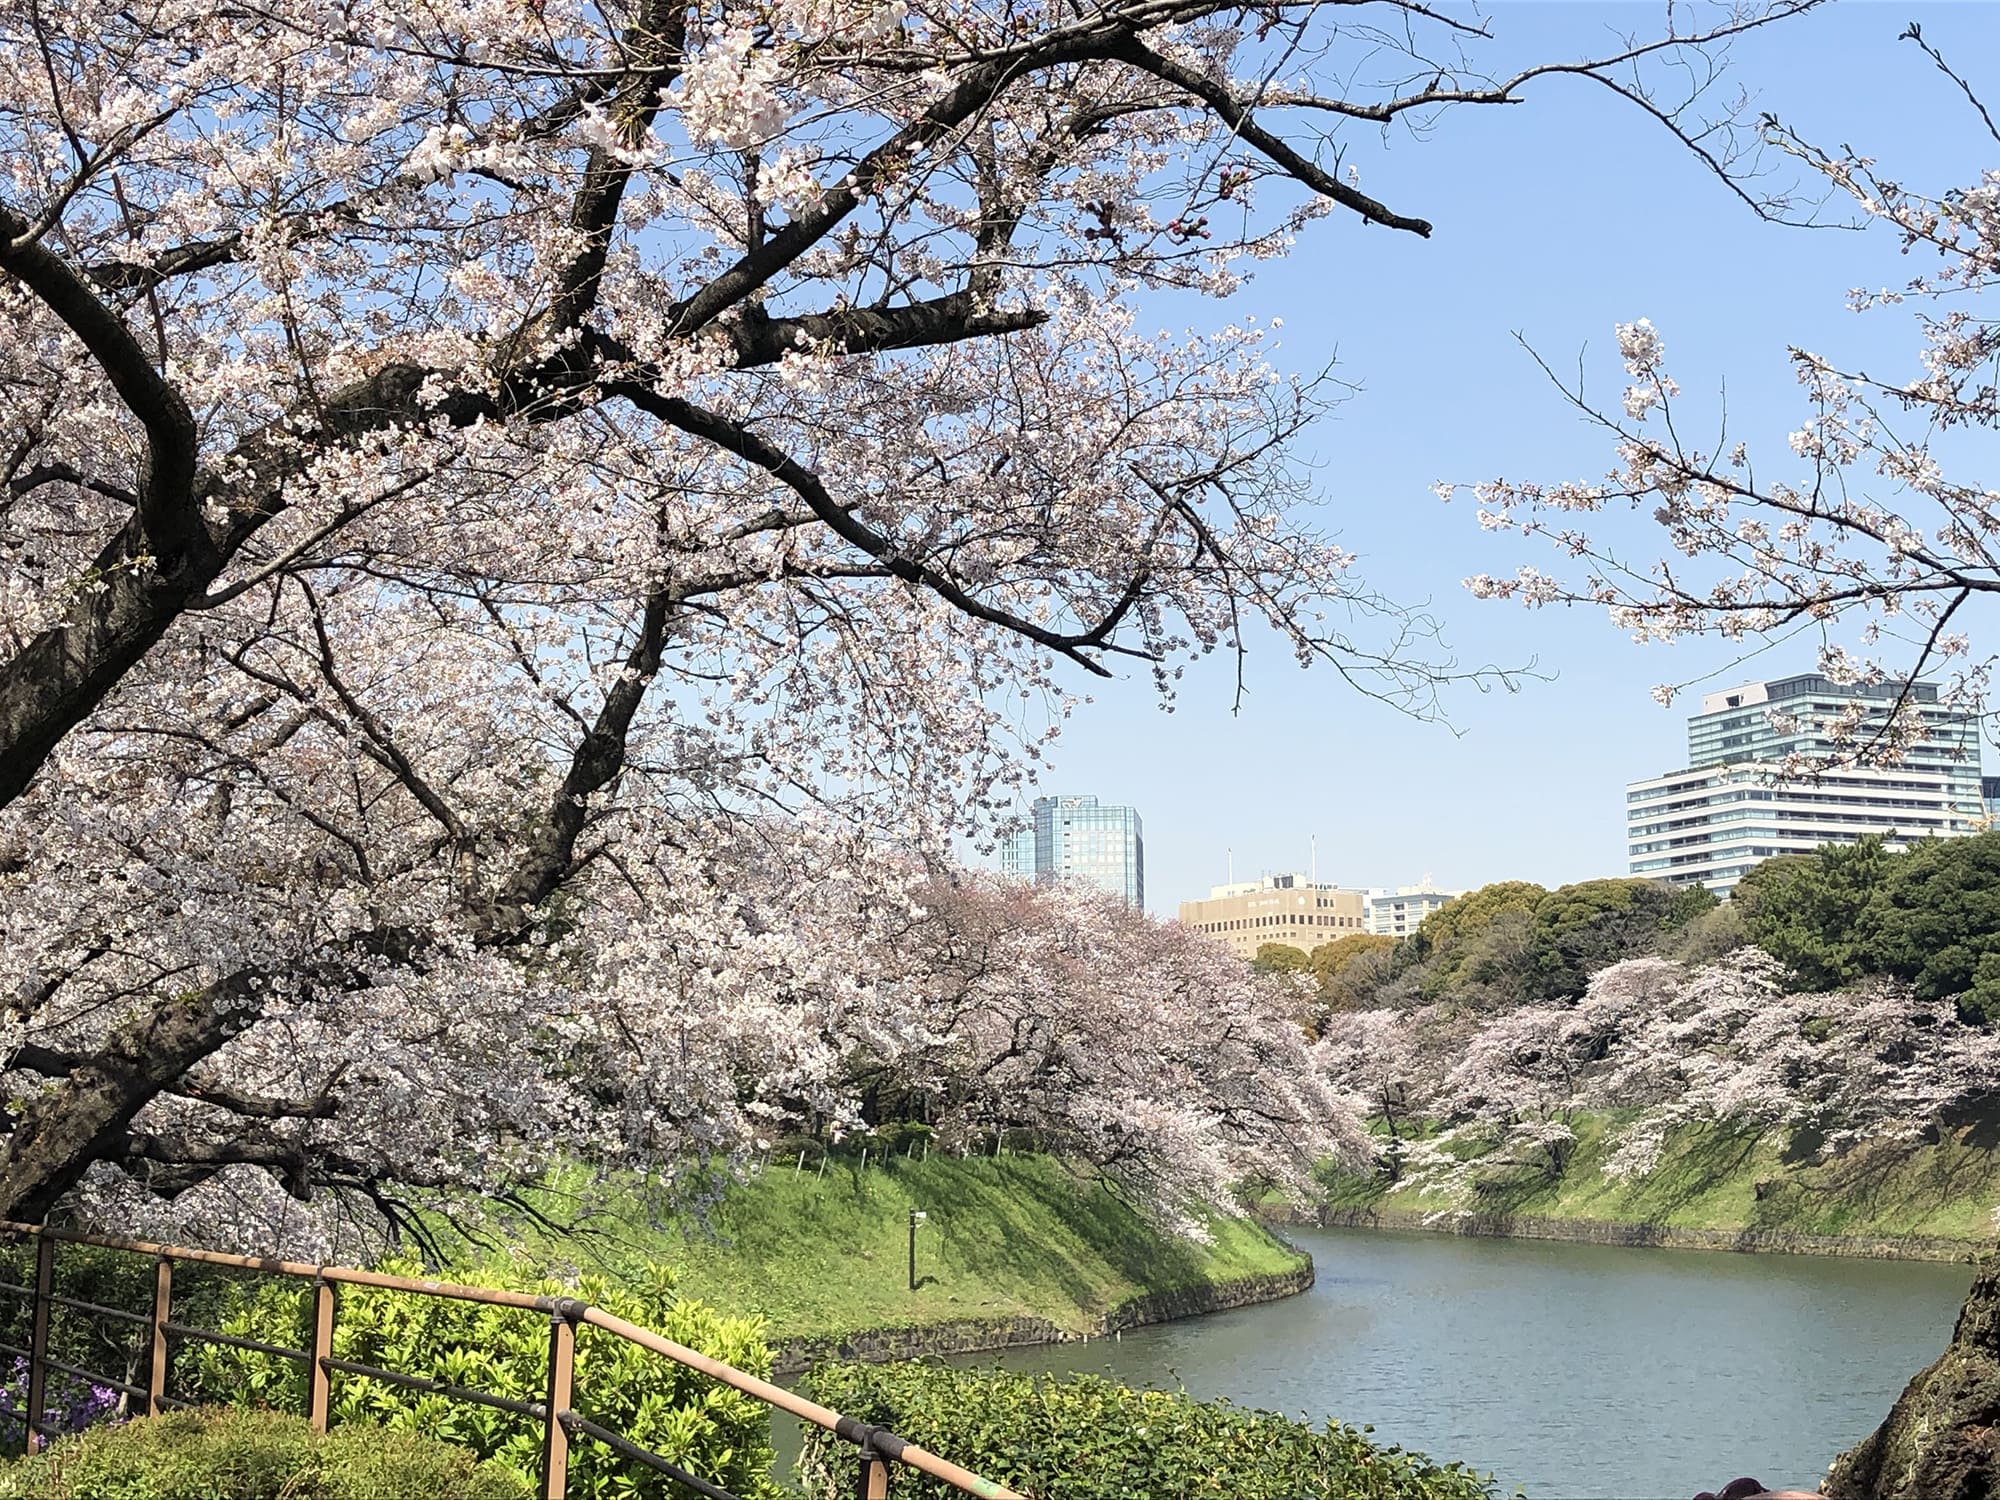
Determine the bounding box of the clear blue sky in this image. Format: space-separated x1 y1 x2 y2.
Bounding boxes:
1005 1 2000 915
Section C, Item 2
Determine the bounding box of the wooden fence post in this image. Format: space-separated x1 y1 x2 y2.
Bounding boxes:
23 1235 52 1454
307 1278 336 1433
856 1434 892 1500
541 1308 576 1500
146 1257 173 1416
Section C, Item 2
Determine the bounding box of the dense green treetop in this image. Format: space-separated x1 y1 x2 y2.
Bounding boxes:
1410 882 1547 957
1528 879 1684 1002
1310 933 1395 985
1868 838 2000 1023
1740 833 2000 1023
1734 842 1889 991
1252 943 1312 976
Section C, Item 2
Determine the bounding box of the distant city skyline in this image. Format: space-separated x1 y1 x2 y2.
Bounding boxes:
1173 872 1465 957
999 811 1462 921
1009 664 1993 913
982 6 2000 919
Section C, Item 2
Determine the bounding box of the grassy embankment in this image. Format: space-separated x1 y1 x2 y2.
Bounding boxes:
457 1154 1306 1343
1319 1113 2000 1246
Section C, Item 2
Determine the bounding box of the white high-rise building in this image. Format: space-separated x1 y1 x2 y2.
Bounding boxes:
1627 674 1983 894
1366 881 1460 936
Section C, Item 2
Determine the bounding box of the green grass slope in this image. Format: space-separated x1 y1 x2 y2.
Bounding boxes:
1324 1115 2000 1245
462 1155 1306 1342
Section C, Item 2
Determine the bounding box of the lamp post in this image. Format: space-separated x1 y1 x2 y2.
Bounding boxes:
908 1208 927 1292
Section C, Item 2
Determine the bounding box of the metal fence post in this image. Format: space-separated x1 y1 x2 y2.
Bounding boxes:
23 1234 52 1454
856 1433 891 1500
146 1256 173 1416
307 1277 336 1433
541 1307 576 1500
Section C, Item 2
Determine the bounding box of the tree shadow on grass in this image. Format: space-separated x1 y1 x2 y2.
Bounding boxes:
1630 1124 1766 1221
1455 1122 1766 1226
1949 1094 2000 1151
1747 1130 2000 1238
893 1157 1221 1314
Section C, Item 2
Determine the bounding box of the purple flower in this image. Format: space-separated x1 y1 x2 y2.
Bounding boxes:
0 1354 124 1444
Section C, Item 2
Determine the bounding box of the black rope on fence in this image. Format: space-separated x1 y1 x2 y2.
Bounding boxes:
316 1356 549 1422
161 1323 313 1363
559 1409 745 1500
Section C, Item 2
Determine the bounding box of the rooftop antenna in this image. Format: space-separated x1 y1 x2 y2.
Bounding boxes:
1227 847 1234 886
1311 834 1318 885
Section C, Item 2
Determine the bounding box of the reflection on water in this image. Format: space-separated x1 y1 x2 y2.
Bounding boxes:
933 1228 1972 1500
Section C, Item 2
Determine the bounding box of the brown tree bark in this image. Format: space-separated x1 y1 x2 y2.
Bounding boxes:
0 977 252 1222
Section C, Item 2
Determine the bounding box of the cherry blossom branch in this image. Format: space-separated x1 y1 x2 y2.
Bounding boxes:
1900 22 2000 148
492 589 672 925
4 462 137 509
85 717 380 883
623 388 1155 676
297 579 471 850
0 970 264 1220
1107 36 1433 235
10 1045 344 1122
524 0 686 349
0 204 203 566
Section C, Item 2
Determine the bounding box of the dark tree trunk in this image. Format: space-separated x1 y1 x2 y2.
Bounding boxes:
0 983 244 1222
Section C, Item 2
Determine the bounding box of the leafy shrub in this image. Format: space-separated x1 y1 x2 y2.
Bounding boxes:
0 1405 529 1499
867 1122 935 1156
180 1259 781 1500
799 1361 1496 1500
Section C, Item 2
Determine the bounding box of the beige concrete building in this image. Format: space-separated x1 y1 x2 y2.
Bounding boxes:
1178 874 1369 961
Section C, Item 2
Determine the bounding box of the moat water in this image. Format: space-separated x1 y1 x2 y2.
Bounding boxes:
941 1226 1972 1500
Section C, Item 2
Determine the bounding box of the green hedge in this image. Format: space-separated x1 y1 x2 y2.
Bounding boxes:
799 1362 1496 1500
0 1406 529 1499
180 1259 781 1500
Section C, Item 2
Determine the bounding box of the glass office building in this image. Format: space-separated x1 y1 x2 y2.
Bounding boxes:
1629 675 1983 894
1000 794 1145 909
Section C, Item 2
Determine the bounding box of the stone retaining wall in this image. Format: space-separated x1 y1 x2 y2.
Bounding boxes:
1316 1205 1981 1262
772 1262 1315 1375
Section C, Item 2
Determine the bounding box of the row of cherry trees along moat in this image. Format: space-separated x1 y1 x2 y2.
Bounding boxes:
1314 943 2000 1209
5 0 2000 1256
1246 834 2000 1217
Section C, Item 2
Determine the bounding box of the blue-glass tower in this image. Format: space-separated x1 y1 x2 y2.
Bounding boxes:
1000 794 1145 909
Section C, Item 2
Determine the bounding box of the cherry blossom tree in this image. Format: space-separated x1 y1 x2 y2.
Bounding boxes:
1310 1003 1460 1178
0 0 1817 1242
1315 951 2000 1213
861 876 1373 1228
1593 950 2000 1180
1405 975 1657 1187
1453 25 2000 760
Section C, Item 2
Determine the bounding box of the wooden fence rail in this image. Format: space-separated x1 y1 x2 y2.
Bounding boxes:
0 1221 1022 1500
